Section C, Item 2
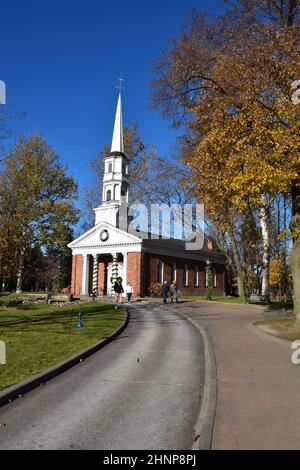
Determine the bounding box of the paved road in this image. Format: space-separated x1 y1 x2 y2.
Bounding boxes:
168 301 300 450
0 303 204 450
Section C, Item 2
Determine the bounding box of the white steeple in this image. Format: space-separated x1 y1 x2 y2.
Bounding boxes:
94 89 129 228
111 93 124 153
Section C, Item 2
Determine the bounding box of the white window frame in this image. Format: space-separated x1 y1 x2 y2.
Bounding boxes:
184 264 189 287
158 260 164 284
204 266 216 288
213 269 217 288
194 265 199 287
171 261 177 282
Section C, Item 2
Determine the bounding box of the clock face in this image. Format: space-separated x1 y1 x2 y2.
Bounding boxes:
100 229 109 242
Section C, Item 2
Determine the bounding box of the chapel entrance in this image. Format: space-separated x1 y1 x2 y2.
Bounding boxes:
97 253 124 296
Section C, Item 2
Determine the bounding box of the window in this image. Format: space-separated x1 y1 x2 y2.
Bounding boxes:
213 269 217 288
106 190 112 202
107 162 112 173
204 265 216 287
157 260 164 284
114 184 118 200
204 268 208 288
171 261 176 282
183 264 189 287
194 265 199 287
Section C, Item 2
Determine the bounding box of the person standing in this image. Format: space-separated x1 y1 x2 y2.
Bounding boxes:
114 278 124 309
126 282 133 303
162 281 169 304
170 280 179 304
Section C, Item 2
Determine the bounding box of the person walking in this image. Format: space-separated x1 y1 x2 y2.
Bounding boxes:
114 278 124 309
170 280 179 304
126 282 133 303
162 281 169 304
90 288 97 302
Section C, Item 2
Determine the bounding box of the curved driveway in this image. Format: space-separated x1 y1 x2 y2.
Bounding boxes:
0 303 204 450
169 300 300 450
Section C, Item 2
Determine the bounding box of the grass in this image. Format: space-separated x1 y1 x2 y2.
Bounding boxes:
181 295 294 310
255 317 300 341
181 294 245 303
0 301 124 391
267 300 294 311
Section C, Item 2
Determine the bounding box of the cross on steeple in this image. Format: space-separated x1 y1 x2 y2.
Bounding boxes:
116 77 125 95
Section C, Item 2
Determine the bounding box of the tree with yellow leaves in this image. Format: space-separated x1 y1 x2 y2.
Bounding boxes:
151 0 300 317
0 134 79 293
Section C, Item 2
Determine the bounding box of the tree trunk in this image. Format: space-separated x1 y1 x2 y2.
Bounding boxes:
16 246 25 294
259 198 270 302
282 195 288 302
228 224 246 301
291 185 300 323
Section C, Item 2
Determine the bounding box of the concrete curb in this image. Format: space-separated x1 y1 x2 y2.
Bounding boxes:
160 304 217 450
0 309 130 408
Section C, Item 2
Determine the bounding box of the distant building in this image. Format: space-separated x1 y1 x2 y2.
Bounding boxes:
68 94 226 296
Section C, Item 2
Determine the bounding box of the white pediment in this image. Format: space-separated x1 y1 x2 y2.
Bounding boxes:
68 221 142 250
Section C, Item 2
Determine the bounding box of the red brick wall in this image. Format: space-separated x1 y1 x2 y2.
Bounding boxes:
215 269 225 295
144 253 225 296
127 252 142 296
71 255 83 296
71 252 225 298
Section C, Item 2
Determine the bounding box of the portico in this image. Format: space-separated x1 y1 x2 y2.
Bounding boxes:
69 221 144 296
78 253 126 296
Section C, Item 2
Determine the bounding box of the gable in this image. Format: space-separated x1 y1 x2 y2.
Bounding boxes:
68 222 142 250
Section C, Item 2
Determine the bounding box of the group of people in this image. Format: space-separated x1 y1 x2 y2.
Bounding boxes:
113 279 133 309
94 278 179 309
162 280 179 304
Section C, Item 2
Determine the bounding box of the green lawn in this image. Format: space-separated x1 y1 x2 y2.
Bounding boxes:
181 295 294 310
255 317 300 341
0 301 124 391
267 300 294 311
181 295 245 303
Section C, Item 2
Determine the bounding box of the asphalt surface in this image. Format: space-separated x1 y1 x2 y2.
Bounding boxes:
168 301 300 450
0 303 204 450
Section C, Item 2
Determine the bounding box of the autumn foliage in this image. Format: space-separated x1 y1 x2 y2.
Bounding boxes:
151 1 300 317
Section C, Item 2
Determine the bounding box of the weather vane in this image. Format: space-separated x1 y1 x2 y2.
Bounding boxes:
116 77 125 94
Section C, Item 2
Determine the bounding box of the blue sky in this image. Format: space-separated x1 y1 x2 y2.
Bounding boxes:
1 0 224 200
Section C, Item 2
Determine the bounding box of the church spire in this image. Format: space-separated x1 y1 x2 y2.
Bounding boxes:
111 93 124 153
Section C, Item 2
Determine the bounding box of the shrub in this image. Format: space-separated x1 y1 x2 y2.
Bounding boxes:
0 298 23 308
148 283 162 297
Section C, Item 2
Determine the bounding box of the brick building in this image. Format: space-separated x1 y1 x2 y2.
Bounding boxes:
68 93 226 297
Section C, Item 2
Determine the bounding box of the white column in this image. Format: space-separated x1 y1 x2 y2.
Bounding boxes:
82 254 90 295
92 254 99 295
111 252 118 294
122 252 128 290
